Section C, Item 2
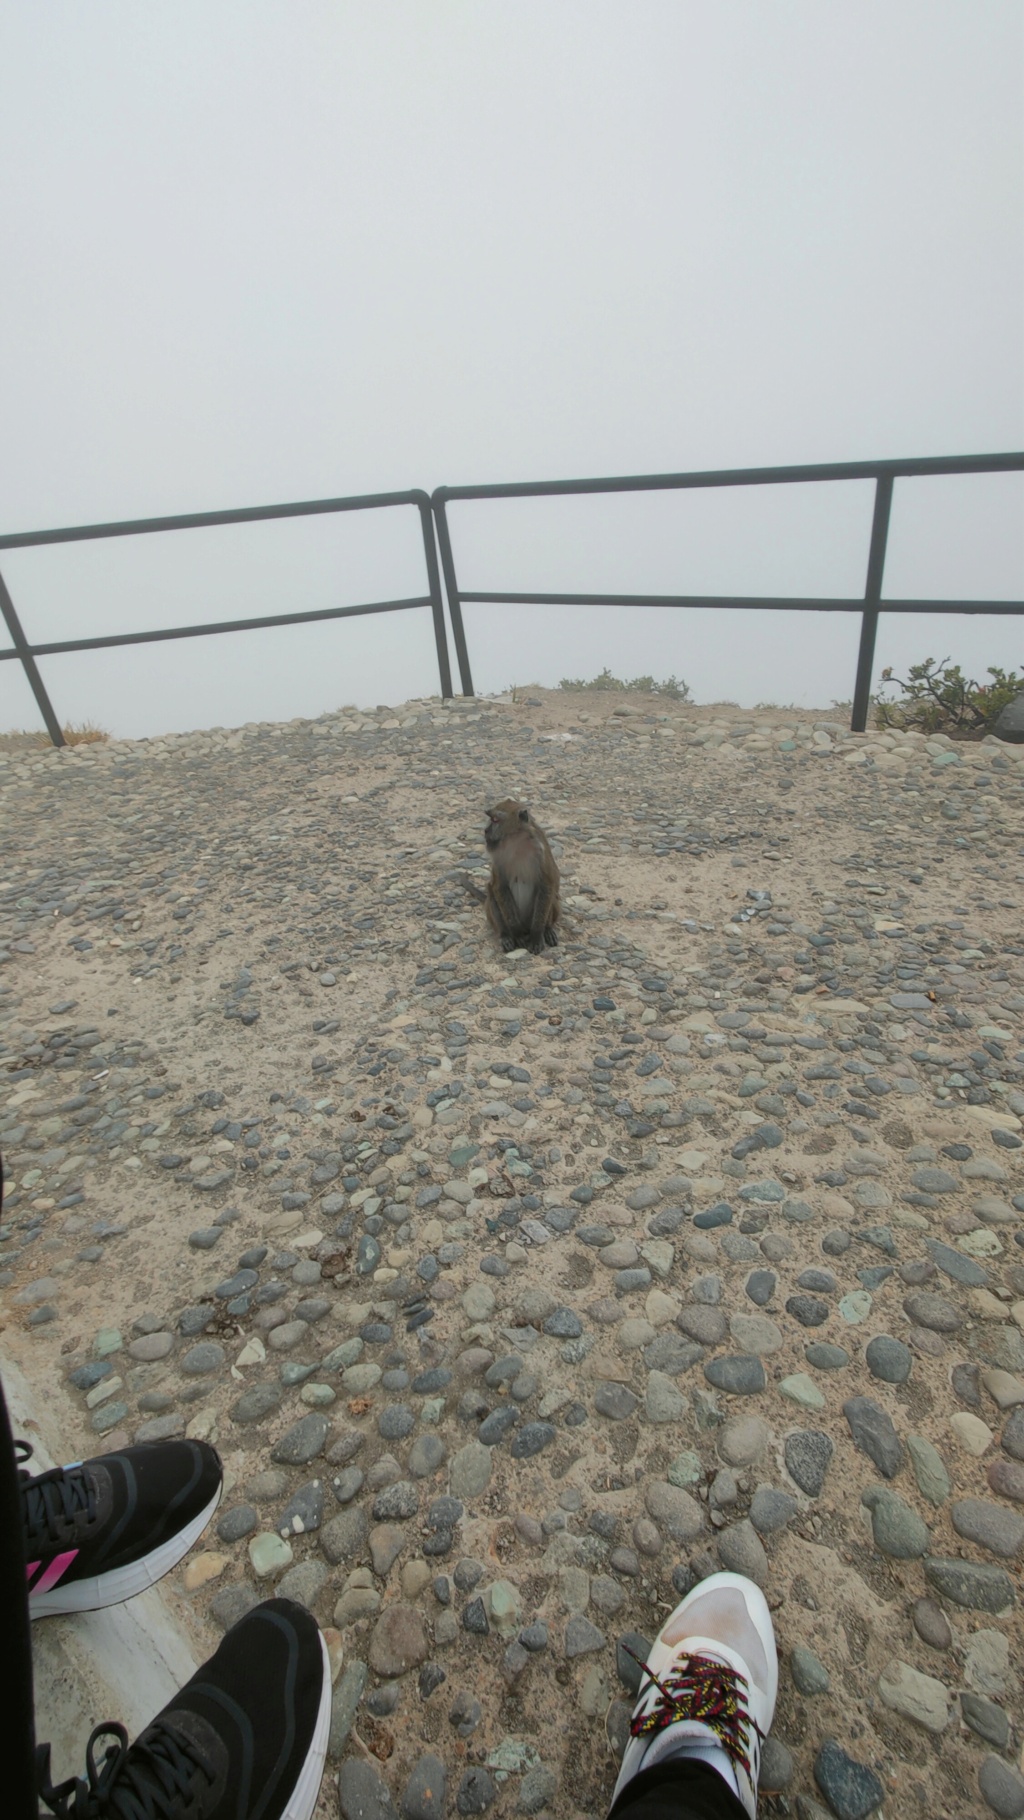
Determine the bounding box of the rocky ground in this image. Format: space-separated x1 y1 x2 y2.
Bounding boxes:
2 686 1023 1820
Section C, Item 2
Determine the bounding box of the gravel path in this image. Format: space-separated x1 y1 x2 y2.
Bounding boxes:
2 689 1023 1820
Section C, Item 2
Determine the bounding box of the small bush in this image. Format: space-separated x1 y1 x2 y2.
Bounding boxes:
558 669 690 700
875 657 1023 737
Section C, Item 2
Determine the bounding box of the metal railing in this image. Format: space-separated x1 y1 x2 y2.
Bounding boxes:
0 489 450 747
3 454 1021 746
431 451 1024 730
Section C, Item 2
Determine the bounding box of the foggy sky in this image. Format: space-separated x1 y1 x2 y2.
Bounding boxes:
1 3 1022 738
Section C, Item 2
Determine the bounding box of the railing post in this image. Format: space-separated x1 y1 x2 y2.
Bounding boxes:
415 494 453 698
0 565 64 747
432 492 474 696
851 474 893 732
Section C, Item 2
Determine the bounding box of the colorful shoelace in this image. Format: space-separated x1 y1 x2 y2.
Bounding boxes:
623 1645 761 1784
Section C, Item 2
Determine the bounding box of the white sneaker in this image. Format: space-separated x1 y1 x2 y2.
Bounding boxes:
611 1572 778 1820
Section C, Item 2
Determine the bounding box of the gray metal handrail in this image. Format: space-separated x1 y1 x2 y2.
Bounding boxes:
3 455 1021 746
430 451 1024 729
0 489 451 746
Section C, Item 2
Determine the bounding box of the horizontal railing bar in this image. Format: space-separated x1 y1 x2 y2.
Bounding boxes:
0 490 429 552
0 596 431 659
436 451 1024 505
456 591 1024 613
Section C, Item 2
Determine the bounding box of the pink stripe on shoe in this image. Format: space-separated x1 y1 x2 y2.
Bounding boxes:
30 1550 78 1596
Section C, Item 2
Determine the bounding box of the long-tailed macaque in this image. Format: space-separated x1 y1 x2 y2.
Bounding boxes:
483 798 560 953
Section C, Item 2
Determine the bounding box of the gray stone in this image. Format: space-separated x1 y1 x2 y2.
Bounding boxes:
784 1430 833 1497
924 1239 989 1287
992 688 1024 743
907 1434 951 1505
179 1346 225 1368
744 1270 776 1306
645 1371 688 1423
509 1422 556 1458
339 1760 399 1820
861 1486 929 1558
455 1769 497 1816
718 1416 771 1467
716 1518 768 1587
595 1383 639 1421
677 1304 728 1344
877 1659 949 1733
372 1480 419 1521
924 1557 1015 1613
321 1507 369 1564
230 1383 282 1425
804 1342 849 1371
903 1290 961 1332
750 1486 797 1535
565 1615 606 1657
961 1693 1011 1750
518 1766 557 1814
912 1597 951 1650
217 1504 258 1543
813 1740 885 1820
329 1659 369 1760
978 1756 1024 1818
271 1413 330 1465
951 1497 1024 1559
275 1560 328 1608
369 1525 406 1576
864 1335 912 1384
278 1481 325 1536
408 1433 446 1478
760 1736 794 1793
785 1295 829 1328
843 1397 903 1477
449 1442 492 1498
402 1755 448 1820
704 1356 765 1395
645 1481 703 1544
1003 1406 1024 1460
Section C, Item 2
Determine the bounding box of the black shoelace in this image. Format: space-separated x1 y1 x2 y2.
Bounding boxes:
17 1441 96 1549
37 1721 213 1820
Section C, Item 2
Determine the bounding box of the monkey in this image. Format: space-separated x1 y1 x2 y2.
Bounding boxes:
482 798 560 954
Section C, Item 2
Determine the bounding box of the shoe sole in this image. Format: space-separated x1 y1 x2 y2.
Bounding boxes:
284 1626 332 1820
29 1482 222 1619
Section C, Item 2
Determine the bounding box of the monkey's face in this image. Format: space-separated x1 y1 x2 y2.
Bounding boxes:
485 799 528 848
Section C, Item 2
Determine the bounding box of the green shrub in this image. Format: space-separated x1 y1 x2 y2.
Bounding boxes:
558 669 690 700
875 657 1023 737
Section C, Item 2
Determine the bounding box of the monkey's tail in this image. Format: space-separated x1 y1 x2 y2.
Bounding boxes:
445 869 488 904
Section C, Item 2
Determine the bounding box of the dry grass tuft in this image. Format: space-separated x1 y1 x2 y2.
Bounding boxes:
0 721 110 752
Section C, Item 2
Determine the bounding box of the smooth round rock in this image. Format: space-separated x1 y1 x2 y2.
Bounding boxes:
978 1756 1024 1819
912 1597 952 1651
865 1335 912 1384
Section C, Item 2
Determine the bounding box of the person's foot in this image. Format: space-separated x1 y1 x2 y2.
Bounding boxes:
36 1597 332 1820
611 1572 778 1820
20 1435 222 1618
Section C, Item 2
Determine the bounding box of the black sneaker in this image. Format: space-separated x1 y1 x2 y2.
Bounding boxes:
36 1598 332 1820
20 1436 222 1618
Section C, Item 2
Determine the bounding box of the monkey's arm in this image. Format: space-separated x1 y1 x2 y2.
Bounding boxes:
488 871 525 935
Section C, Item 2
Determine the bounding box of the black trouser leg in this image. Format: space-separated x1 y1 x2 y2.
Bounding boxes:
608 1758 750 1820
